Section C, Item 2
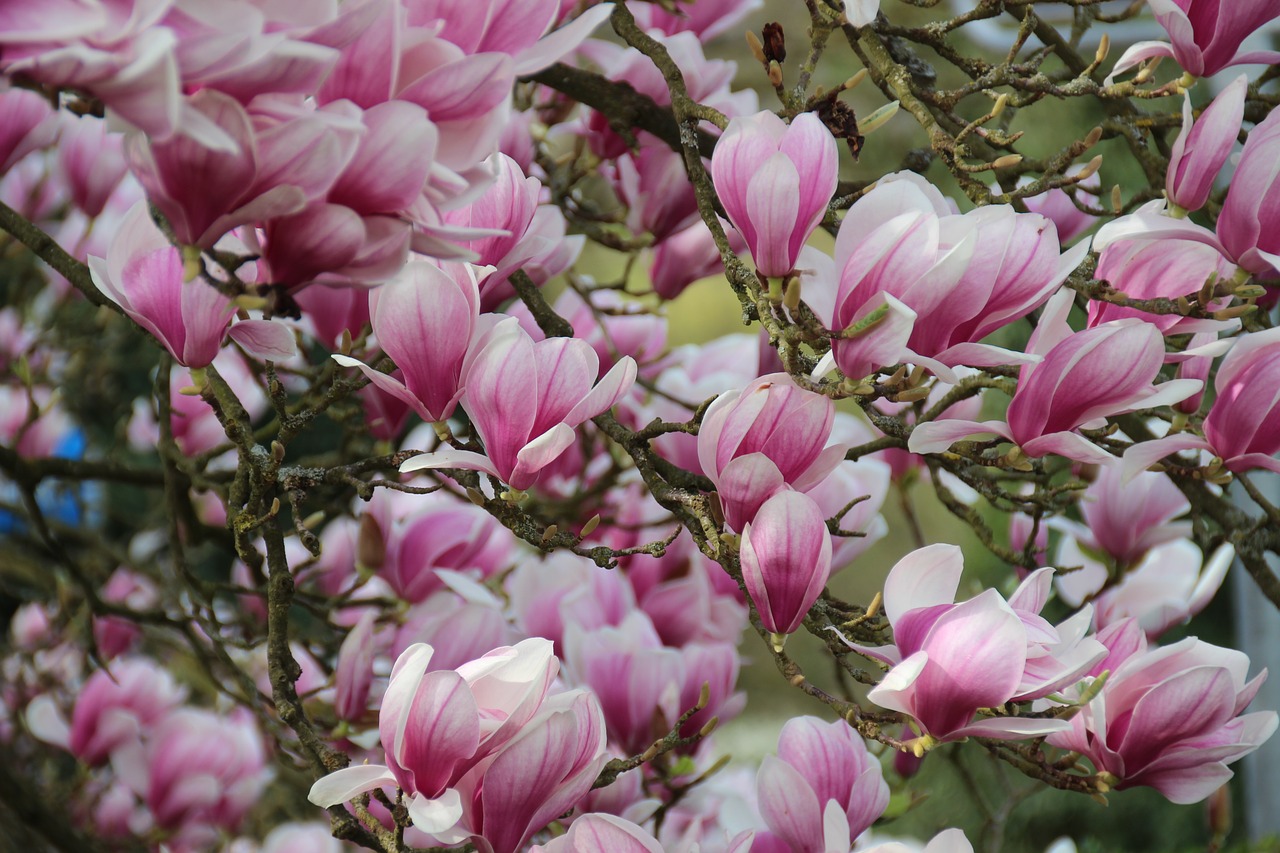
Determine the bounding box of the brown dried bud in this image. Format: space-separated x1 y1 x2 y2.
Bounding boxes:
761 22 786 64
816 93 864 160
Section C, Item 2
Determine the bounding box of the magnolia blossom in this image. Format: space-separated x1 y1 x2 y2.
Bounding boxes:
740 490 833 638
1166 75 1247 213
332 261 485 424
1109 0 1280 79
755 717 890 853
88 201 295 367
530 814 663 853
1056 538 1233 639
1049 628 1278 804
400 322 637 490
696 373 845 531
1124 325 1280 476
846 545 1103 743
309 638 560 836
910 290 1201 465
710 111 838 277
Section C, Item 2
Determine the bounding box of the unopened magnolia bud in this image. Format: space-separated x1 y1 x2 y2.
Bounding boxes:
698 716 719 737
1083 126 1103 148
540 524 558 545
1134 57 1162 84
301 511 325 530
178 385 202 396
466 487 487 507
271 440 285 462
768 60 784 88
1207 782 1233 838
782 275 803 311
991 154 1023 170
1213 304 1257 321
1076 154 1103 181
233 294 269 311
339 328 353 356
746 31 767 65
843 69 868 91
1234 283 1267 299
1095 34 1111 65
640 743 661 763
895 385 932 403
860 100 900 135
579 513 602 538
991 93 1009 118
1110 184 1123 214
269 497 281 516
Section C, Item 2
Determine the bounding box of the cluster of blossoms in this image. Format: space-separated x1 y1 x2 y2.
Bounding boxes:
3 0 1280 851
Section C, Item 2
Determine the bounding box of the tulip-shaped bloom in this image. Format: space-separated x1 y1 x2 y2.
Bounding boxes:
697 373 845 531
1109 0 1280 80
0 86 58 172
1167 75 1247 213
115 708 269 836
910 291 1200 465
437 690 609 853
1217 102 1280 275
711 111 837 277
56 113 128 218
847 545 1101 743
40 659 186 766
1048 636 1278 803
1057 538 1233 639
562 612 687 755
812 175 1088 383
88 202 296 368
1072 465 1191 569
400 322 637 491
333 261 483 423
756 717 890 853
740 491 833 638
531 813 663 853
308 639 558 835
1124 326 1280 476
333 610 379 724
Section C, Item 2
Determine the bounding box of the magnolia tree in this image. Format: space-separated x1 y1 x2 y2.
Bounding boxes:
3 0 1280 851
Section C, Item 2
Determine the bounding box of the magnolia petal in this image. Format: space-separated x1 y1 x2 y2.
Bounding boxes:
229 319 298 361
406 788 465 834
307 763 397 807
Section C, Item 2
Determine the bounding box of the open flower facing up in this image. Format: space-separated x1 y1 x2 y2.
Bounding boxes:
845 545 1104 745
710 111 837 278
1049 625 1278 804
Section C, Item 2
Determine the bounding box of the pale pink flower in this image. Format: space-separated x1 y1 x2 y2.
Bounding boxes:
0 85 59 173
740 490 833 637
756 717 889 853
400 322 636 491
696 373 845 531
1048 633 1278 804
1167 74 1247 213
531 813 663 853
711 111 838 277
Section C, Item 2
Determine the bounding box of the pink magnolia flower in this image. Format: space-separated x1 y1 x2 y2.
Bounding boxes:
1124 326 1280 476
848 545 1102 743
1065 465 1191 569
609 139 701 243
399 322 636 491
696 373 845 531
93 568 158 660
910 291 1200 465
89 202 296 367
332 261 483 424
1088 237 1236 333
756 717 890 853
333 610 379 724
1167 74 1247 213
740 490 833 638
1048 633 1278 804
114 707 270 837
531 813 662 853
309 639 560 836
506 552 635 654
30 659 186 766
393 578 512 673
1109 0 1280 80
0 85 59 173
293 284 370 349
1021 166 1100 245
510 286 667 376
55 113 129 218
1057 538 1232 639
1216 99 1280 275
813 175 1088 383
710 111 837 277
633 0 763 41
649 218 747 300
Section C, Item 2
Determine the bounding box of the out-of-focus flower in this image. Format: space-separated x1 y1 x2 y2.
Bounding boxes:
755 716 889 853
